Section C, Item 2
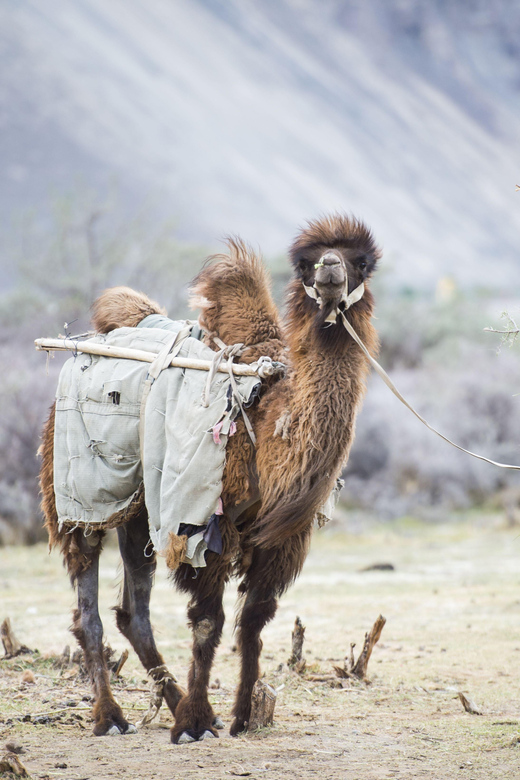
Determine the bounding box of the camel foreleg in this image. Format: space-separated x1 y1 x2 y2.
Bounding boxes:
115 510 184 718
230 574 277 736
71 534 135 736
170 578 226 744
231 530 310 736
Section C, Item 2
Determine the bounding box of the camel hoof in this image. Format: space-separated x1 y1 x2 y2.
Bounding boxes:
107 724 123 736
200 730 217 740
230 718 247 737
213 716 225 730
177 732 196 744
124 724 138 734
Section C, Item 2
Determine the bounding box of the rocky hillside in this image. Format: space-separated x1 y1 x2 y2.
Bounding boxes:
1 0 519 288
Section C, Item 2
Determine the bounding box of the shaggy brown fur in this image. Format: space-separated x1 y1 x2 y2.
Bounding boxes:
39 214 380 743
91 285 166 333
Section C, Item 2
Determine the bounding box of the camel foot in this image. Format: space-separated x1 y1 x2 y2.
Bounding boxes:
94 717 136 736
213 715 225 730
92 698 135 736
106 723 137 736
177 732 196 744
171 726 219 744
230 717 247 737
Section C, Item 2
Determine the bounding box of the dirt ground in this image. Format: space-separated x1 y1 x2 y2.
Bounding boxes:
1 514 520 780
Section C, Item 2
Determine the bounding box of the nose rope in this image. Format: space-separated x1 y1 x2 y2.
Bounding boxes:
303 278 365 323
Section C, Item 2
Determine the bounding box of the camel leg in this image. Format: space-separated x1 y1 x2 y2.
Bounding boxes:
71 534 134 736
230 531 310 736
170 565 227 744
230 569 277 735
115 509 184 717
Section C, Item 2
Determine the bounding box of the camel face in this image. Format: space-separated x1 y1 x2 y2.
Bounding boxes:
290 214 381 307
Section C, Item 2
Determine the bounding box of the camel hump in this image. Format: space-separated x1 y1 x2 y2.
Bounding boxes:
189 238 283 352
91 286 167 333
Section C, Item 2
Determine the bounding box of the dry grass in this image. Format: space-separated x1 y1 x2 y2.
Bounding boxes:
1 514 520 779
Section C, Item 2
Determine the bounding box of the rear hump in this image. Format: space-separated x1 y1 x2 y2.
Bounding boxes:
91 286 166 333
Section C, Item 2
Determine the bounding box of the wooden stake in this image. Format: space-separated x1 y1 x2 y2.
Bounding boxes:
288 616 306 671
1 618 31 658
334 614 386 682
248 680 277 731
351 614 386 679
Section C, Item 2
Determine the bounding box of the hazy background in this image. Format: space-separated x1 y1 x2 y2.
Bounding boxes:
1 0 519 543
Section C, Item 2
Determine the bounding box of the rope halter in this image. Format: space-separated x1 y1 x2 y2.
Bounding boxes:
303 272 365 322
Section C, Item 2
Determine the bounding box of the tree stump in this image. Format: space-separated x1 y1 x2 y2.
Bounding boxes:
288 616 306 672
248 680 277 731
0 752 29 777
1 618 31 658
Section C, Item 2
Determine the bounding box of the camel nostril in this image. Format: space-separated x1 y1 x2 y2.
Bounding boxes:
319 252 341 267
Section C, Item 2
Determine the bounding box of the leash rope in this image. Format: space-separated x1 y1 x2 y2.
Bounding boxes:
338 309 520 470
303 279 520 471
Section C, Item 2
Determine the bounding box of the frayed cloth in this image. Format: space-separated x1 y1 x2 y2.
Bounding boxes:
53 319 262 568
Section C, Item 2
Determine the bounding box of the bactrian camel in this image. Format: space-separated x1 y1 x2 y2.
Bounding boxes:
40 214 380 743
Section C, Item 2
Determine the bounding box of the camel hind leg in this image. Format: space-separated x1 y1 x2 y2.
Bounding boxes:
115 506 184 718
72 532 136 735
40 405 133 735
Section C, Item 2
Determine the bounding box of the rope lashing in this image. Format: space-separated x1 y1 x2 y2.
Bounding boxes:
136 664 177 729
203 338 257 445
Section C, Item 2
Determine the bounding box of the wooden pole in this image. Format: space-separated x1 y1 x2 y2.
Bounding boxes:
34 337 260 377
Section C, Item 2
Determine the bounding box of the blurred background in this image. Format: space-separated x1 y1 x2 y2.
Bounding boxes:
0 0 519 544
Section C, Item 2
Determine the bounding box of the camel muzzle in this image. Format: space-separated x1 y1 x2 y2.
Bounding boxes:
304 262 365 322
314 252 346 296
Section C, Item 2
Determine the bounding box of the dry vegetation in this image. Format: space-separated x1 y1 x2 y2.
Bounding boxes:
1 515 520 779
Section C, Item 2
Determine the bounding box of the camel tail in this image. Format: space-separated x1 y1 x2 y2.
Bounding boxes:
91 286 167 333
189 238 283 356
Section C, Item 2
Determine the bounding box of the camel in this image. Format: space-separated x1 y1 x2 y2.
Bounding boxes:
39 213 380 743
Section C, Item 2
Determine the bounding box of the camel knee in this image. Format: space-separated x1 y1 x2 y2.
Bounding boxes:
71 606 103 652
239 594 277 636
114 606 132 639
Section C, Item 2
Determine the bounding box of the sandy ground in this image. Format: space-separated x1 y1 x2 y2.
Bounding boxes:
1 514 520 780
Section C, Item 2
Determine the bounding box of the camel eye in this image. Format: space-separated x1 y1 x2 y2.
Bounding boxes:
358 259 367 270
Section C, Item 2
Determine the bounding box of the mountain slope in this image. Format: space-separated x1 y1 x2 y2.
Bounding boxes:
0 0 518 288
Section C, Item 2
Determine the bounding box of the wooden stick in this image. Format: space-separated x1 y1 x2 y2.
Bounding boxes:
112 648 129 677
34 337 260 377
248 680 277 731
350 615 386 679
1 618 31 658
458 692 482 715
334 615 386 682
288 616 306 672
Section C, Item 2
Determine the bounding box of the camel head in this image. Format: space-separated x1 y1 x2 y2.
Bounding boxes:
290 214 381 318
